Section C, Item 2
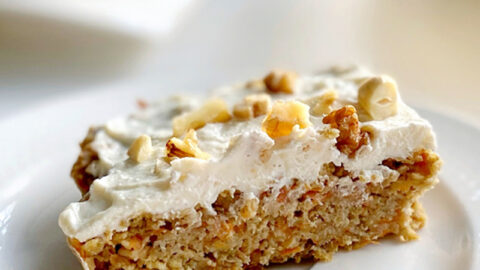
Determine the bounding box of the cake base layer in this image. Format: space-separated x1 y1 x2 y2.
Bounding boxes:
69 149 440 270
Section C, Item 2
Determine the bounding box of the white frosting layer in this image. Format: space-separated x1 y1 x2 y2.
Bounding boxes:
59 68 436 241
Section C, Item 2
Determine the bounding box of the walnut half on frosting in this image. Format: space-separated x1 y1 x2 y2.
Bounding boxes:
322 106 369 157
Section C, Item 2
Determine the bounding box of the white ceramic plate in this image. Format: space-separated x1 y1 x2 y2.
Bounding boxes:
0 88 478 270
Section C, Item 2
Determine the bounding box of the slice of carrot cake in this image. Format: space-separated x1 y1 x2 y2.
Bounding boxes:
59 67 441 269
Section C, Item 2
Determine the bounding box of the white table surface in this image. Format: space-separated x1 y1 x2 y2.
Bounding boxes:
0 0 479 128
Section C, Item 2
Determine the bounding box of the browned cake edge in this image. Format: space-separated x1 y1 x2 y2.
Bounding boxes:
71 127 101 195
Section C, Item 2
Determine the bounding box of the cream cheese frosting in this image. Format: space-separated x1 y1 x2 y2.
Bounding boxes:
59 67 436 242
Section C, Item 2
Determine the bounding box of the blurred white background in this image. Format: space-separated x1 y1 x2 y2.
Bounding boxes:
0 0 479 126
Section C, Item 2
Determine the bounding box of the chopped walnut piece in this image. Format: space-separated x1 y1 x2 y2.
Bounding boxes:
172 98 231 137
358 75 398 120
233 94 272 120
233 104 252 120
166 129 209 160
245 79 266 91
127 134 153 163
311 89 338 116
262 101 312 139
263 70 297 94
245 94 271 116
322 105 369 157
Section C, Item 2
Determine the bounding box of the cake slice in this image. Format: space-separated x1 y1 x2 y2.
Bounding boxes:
60 67 441 269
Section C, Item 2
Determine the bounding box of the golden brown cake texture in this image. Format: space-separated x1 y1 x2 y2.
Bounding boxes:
64 68 441 269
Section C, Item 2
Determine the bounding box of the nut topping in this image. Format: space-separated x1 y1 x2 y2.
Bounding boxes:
262 101 311 139
358 75 398 120
127 134 153 163
311 89 338 116
263 70 297 94
233 94 272 120
166 129 209 160
245 80 266 91
172 98 231 137
322 106 369 157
